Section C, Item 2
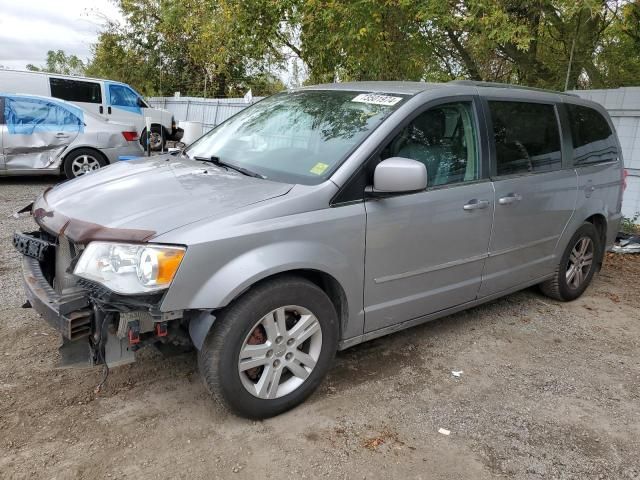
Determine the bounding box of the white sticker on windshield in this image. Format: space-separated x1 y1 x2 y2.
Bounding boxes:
351 93 402 106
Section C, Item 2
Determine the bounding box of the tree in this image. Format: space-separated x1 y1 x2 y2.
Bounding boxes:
87 0 640 96
26 50 86 76
86 0 287 97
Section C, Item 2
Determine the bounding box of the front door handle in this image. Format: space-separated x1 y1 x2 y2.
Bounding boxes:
99 105 104 114
107 106 112 114
55 133 70 139
463 199 490 211
498 193 523 205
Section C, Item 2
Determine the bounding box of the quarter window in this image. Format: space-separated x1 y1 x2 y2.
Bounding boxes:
382 102 479 186
50 78 102 104
566 104 617 165
489 101 562 175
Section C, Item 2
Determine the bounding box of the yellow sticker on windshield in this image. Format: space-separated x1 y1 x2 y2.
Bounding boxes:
310 162 329 175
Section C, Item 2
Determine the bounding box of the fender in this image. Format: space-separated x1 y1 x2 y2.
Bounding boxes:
163 240 354 309
161 239 365 341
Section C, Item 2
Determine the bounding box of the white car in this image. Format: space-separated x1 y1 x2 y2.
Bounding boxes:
0 93 143 178
0 69 180 150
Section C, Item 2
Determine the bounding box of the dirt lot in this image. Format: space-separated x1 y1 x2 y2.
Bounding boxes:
1 177 639 480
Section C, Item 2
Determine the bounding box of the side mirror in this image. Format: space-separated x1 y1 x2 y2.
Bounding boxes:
368 157 427 195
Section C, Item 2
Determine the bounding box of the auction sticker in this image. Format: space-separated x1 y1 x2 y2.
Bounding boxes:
310 162 330 175
352 93 402 106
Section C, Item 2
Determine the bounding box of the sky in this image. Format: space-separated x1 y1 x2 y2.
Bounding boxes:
0 0 122 70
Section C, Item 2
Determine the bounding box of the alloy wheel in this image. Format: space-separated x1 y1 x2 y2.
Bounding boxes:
566 236 594 289
238 305 323 399
71 155 101 176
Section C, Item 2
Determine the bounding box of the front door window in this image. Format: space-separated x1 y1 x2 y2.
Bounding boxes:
109 84 142 112
382 102 479 186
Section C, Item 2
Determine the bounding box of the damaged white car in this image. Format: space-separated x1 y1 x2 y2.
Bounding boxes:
0 93 143 178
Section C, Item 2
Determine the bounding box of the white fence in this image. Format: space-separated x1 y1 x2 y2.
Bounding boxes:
147 96 260 131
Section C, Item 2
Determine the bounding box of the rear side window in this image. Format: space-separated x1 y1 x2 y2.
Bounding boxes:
566 104 617 165
0 97 5 124
50 78 102 104
4 96 83 135
489 101 562 176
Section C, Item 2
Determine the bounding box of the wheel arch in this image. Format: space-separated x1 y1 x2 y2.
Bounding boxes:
240 268 349 334
584 213 607 269
187 268 350 352
584 213 607 245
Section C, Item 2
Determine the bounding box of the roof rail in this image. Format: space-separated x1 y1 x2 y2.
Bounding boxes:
448 80 578 97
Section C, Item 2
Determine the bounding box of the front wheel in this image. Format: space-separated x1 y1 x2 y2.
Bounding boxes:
140 126 165 151
198 276 339 418
540 222 601 301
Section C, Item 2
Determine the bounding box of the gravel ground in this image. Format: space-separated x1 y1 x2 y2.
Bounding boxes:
1 176 639 480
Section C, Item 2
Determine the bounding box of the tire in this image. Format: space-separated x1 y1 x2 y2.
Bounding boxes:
198 275 339 419
63 148 108 179
540 222 602 301
141 126 165 152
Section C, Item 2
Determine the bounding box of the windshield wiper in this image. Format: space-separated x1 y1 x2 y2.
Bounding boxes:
193 156 265 179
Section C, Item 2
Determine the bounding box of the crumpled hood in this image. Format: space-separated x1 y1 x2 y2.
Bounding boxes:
36 156 292 240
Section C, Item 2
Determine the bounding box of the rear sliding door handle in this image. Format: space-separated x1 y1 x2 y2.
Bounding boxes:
498 193 523 205
463 199 490 211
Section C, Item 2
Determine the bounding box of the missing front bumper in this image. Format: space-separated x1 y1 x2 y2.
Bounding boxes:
22 254 92 340
21 253 135 368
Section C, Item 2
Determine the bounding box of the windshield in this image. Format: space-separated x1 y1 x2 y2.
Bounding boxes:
185 90 407 184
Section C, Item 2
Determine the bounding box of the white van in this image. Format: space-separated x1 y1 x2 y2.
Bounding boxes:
0 69 180 150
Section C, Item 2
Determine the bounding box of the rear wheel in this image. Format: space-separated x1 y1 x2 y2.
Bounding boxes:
540 222 601 301
63 149 107 179
198 276 338 418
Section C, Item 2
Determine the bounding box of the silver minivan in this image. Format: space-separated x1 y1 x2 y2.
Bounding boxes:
14 81 624 418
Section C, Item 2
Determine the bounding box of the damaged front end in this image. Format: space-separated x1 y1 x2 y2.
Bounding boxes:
14 200 190 371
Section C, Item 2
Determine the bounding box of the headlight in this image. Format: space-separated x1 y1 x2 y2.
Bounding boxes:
73 242 186 294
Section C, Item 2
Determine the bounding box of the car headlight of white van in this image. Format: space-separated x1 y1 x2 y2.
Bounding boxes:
73 242 186 294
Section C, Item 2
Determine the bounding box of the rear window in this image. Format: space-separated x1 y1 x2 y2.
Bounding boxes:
566 104 617 165
489 101 562 176
50 78 102 104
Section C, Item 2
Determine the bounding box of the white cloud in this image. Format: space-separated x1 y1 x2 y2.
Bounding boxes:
0 0 122 70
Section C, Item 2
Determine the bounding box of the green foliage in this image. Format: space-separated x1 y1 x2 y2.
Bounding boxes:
85 0 640 96
26 50 86 76
621 212 640 234
85 0 287 97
